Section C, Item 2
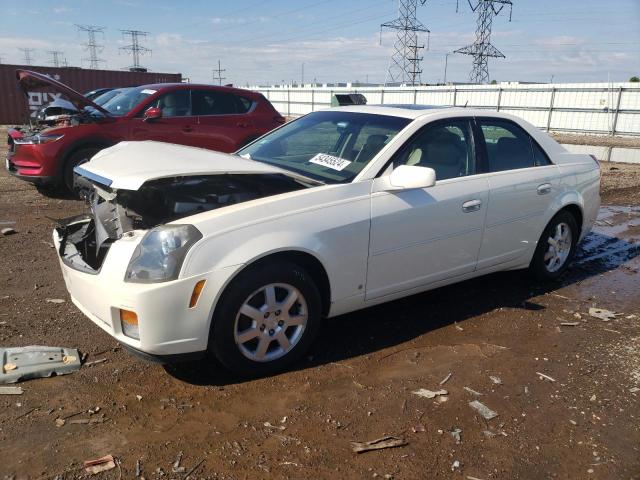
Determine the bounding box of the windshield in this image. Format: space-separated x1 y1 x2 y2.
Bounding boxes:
93 88 132 106
101 86 158 116
237 111 410 184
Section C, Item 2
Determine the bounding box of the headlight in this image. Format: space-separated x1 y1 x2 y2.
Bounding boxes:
125 225 202 283
14 134 65 145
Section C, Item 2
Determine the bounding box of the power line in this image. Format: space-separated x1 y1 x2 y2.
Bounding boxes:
76 24 106 69
19 48 34 66
119 29 152 70
454 0 513 84
47 50 64 68
212 60 226 85
381 0 430 86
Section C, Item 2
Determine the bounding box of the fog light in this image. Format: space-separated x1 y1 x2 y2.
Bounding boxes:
120 309 140 339
189 280 206 308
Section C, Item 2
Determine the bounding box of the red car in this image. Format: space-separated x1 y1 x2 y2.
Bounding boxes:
7 70 285 193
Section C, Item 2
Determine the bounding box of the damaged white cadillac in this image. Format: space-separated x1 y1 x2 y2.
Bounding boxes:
54 106 600 375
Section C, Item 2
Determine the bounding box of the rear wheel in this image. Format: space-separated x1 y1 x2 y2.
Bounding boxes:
529 210 579 281
209 260 322 376
63 147 100 195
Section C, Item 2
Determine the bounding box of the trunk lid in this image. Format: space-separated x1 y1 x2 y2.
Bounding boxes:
16 69 111 117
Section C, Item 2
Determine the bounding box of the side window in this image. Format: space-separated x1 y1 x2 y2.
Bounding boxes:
236 96 253 113
394 120 475 181
148 90 191 117
479 119 536 172
192 90 242 115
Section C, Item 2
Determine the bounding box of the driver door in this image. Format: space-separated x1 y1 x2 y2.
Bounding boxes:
366 118 489 300
129 89 199 146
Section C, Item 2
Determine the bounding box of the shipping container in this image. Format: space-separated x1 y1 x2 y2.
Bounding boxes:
0 64 183 125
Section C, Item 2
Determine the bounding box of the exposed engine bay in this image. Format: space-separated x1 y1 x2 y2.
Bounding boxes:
57 174 308 272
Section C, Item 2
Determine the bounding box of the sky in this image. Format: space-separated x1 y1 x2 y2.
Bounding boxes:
0 0 639 86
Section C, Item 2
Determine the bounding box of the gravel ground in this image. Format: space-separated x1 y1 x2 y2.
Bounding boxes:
1 126 639 479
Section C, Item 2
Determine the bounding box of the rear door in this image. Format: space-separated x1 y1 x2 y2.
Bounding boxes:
366 118 489 300
129 89 199 146
475 117 560 269
191 89 255 152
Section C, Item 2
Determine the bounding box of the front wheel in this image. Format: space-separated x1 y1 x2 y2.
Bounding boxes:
209 260 322 376
529 211 579 281
63 147 100 195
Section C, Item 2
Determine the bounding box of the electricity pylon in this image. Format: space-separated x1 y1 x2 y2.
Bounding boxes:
454 0 513 84
381 0 430 86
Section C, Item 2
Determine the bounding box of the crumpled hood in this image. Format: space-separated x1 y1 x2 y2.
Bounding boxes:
16 69 110 116
76 140 291 190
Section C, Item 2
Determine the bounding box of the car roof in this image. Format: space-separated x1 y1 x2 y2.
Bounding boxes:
322 104 524 120
134 83 259 97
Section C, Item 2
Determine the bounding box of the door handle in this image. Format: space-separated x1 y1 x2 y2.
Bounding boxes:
236 122 250 127
537 183 552 195
462 199 482 213
182 125 194 132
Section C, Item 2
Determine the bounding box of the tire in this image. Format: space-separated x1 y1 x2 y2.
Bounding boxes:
63 147 100 195
529 210 579 281
209 260 322 376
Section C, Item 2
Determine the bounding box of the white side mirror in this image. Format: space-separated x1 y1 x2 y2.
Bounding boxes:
385 165 436 190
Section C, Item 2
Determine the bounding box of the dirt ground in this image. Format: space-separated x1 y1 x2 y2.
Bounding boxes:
550 132 640 149
1 127 639 480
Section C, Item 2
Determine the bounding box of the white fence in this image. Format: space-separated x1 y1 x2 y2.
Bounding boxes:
255 83 640 137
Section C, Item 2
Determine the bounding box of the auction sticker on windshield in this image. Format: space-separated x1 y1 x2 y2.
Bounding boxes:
309 153 351 171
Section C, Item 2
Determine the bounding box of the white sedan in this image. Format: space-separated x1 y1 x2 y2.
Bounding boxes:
54 106 600 375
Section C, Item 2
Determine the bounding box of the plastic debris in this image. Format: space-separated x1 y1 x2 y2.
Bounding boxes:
412 388 448 399
264 421 286 430
450 428 462 444
469 400 498 420
536 372 556 382
451 460 461 471
45 298 65 304
0 386 23 395
439 373 452 385
589 307 615 321
560 322 580 326
1 346 81 384
172 451 185 473
463 386 483 396
135 459 142 477
84 455 116 475
489 376 502 385
351 435 408 453
629 387 640 393
1 227 17 236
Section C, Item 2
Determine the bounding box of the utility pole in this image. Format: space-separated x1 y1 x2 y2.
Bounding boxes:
454 0 513 84
119 29 151 70
76 25 106 69
212 60 226 85
444 52 451 84
48 50 64 68
19 48 34 66
381 0 430 86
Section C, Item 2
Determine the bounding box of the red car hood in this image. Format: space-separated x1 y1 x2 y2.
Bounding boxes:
16 69 111 116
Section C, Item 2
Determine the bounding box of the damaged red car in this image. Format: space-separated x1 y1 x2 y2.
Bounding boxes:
6 70 286 193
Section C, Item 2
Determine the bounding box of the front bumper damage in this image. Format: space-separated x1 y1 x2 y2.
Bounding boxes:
53 215 213 361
